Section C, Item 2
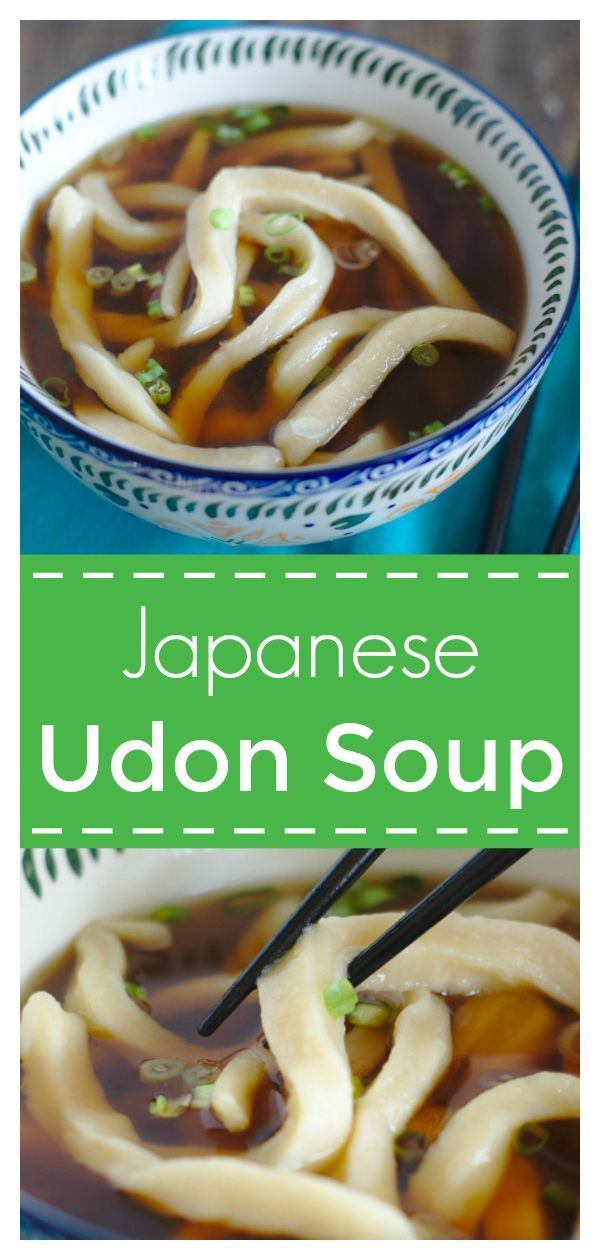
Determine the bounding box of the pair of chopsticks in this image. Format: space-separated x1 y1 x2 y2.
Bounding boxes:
480 400 579 555
198 847 530 1036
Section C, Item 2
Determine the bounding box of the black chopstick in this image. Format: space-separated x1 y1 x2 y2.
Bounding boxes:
480 397 535 554
198 848 383 1036
347 847 530 988
545 459 579 555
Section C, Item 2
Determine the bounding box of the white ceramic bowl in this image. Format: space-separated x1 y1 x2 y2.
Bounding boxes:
20 25 578 545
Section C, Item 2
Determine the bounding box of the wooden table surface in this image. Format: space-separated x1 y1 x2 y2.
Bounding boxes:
21 20 579 170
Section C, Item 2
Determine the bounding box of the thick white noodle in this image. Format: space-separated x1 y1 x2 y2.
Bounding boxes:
206 118 379 168
212 1046 278 1132
158 242 189 318
269 306 392 410
180 166 477 342
274 308 515 464
255 918 354 1171
171 213 334 436
411 1071 580 1230
47 187 180 439
462 888 571 925
64 919 190 1057
20 994 415 1239
116 182 196 213
307 912 580 1011
306 424 397 465
341 989 452 1203
73 399 283 471
77 172 182 252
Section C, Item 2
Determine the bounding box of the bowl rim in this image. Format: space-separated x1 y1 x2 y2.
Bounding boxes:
20 21 580 486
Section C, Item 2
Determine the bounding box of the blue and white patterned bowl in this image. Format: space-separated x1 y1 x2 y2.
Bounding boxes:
20 25 578 546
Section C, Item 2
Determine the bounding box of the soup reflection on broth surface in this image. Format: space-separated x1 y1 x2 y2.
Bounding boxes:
20 106 524 470
21 874 579 1240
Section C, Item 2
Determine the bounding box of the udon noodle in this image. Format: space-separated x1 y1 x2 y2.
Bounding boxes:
21 106 524 469
21 876 579 1240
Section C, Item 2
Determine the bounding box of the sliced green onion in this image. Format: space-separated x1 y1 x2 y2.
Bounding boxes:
209 207 234 230
20 260 38 286
438 160 472 189
264 245 290 265
394 1130 428 1164
135 358 167 387
125 981 147 1002
230 104 257 120
478 194 495 213
85 265 114 290
542 1183 579 1213
149 1092 191 1118
278 263 306 277
323 977 358 1019
148 379 170 405
190 1082 215 1110
146 270 164 289
269 104 290 120
411 343 440 368
408 429 422 442
126 262 145 278
146 298 163 320
135 124 160 142
182 1061 220 1088
352 1075 364 1098
238 283 256 306
215 123 245 146
99 141 125 167
110 268 138 295
139 1057 185 1085
347 996 396 1028
423 420 444 436
243 110 272 134
264 211 304 237
41 376 70 408
512 1122 550 1157
312 365 332 387
152 903 190 922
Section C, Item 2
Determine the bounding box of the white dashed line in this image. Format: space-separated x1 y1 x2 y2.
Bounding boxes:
537 827 569 835
537 572 570 580
386 572 418 579
32 572 63 579
335 827 367 835
436 827 468 835
132 827 164 835
285 572 317 579
386 827 417 835
183 572 215 580
336 572 368 579
234 572 266 580
487 572 520 580
31 827 62 835
133 572 165 580
284 827 317 835
183 827 215 835
437 572 469 580
487 827 519 835
82 572 114 580
81 827 114 835
234 827 266 835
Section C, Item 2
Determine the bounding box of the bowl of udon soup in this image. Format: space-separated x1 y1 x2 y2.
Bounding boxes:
21 847 579 1240
20 28 578 546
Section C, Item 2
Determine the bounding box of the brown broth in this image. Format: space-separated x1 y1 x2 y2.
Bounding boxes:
21 875 578 1240
20 106 525 460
